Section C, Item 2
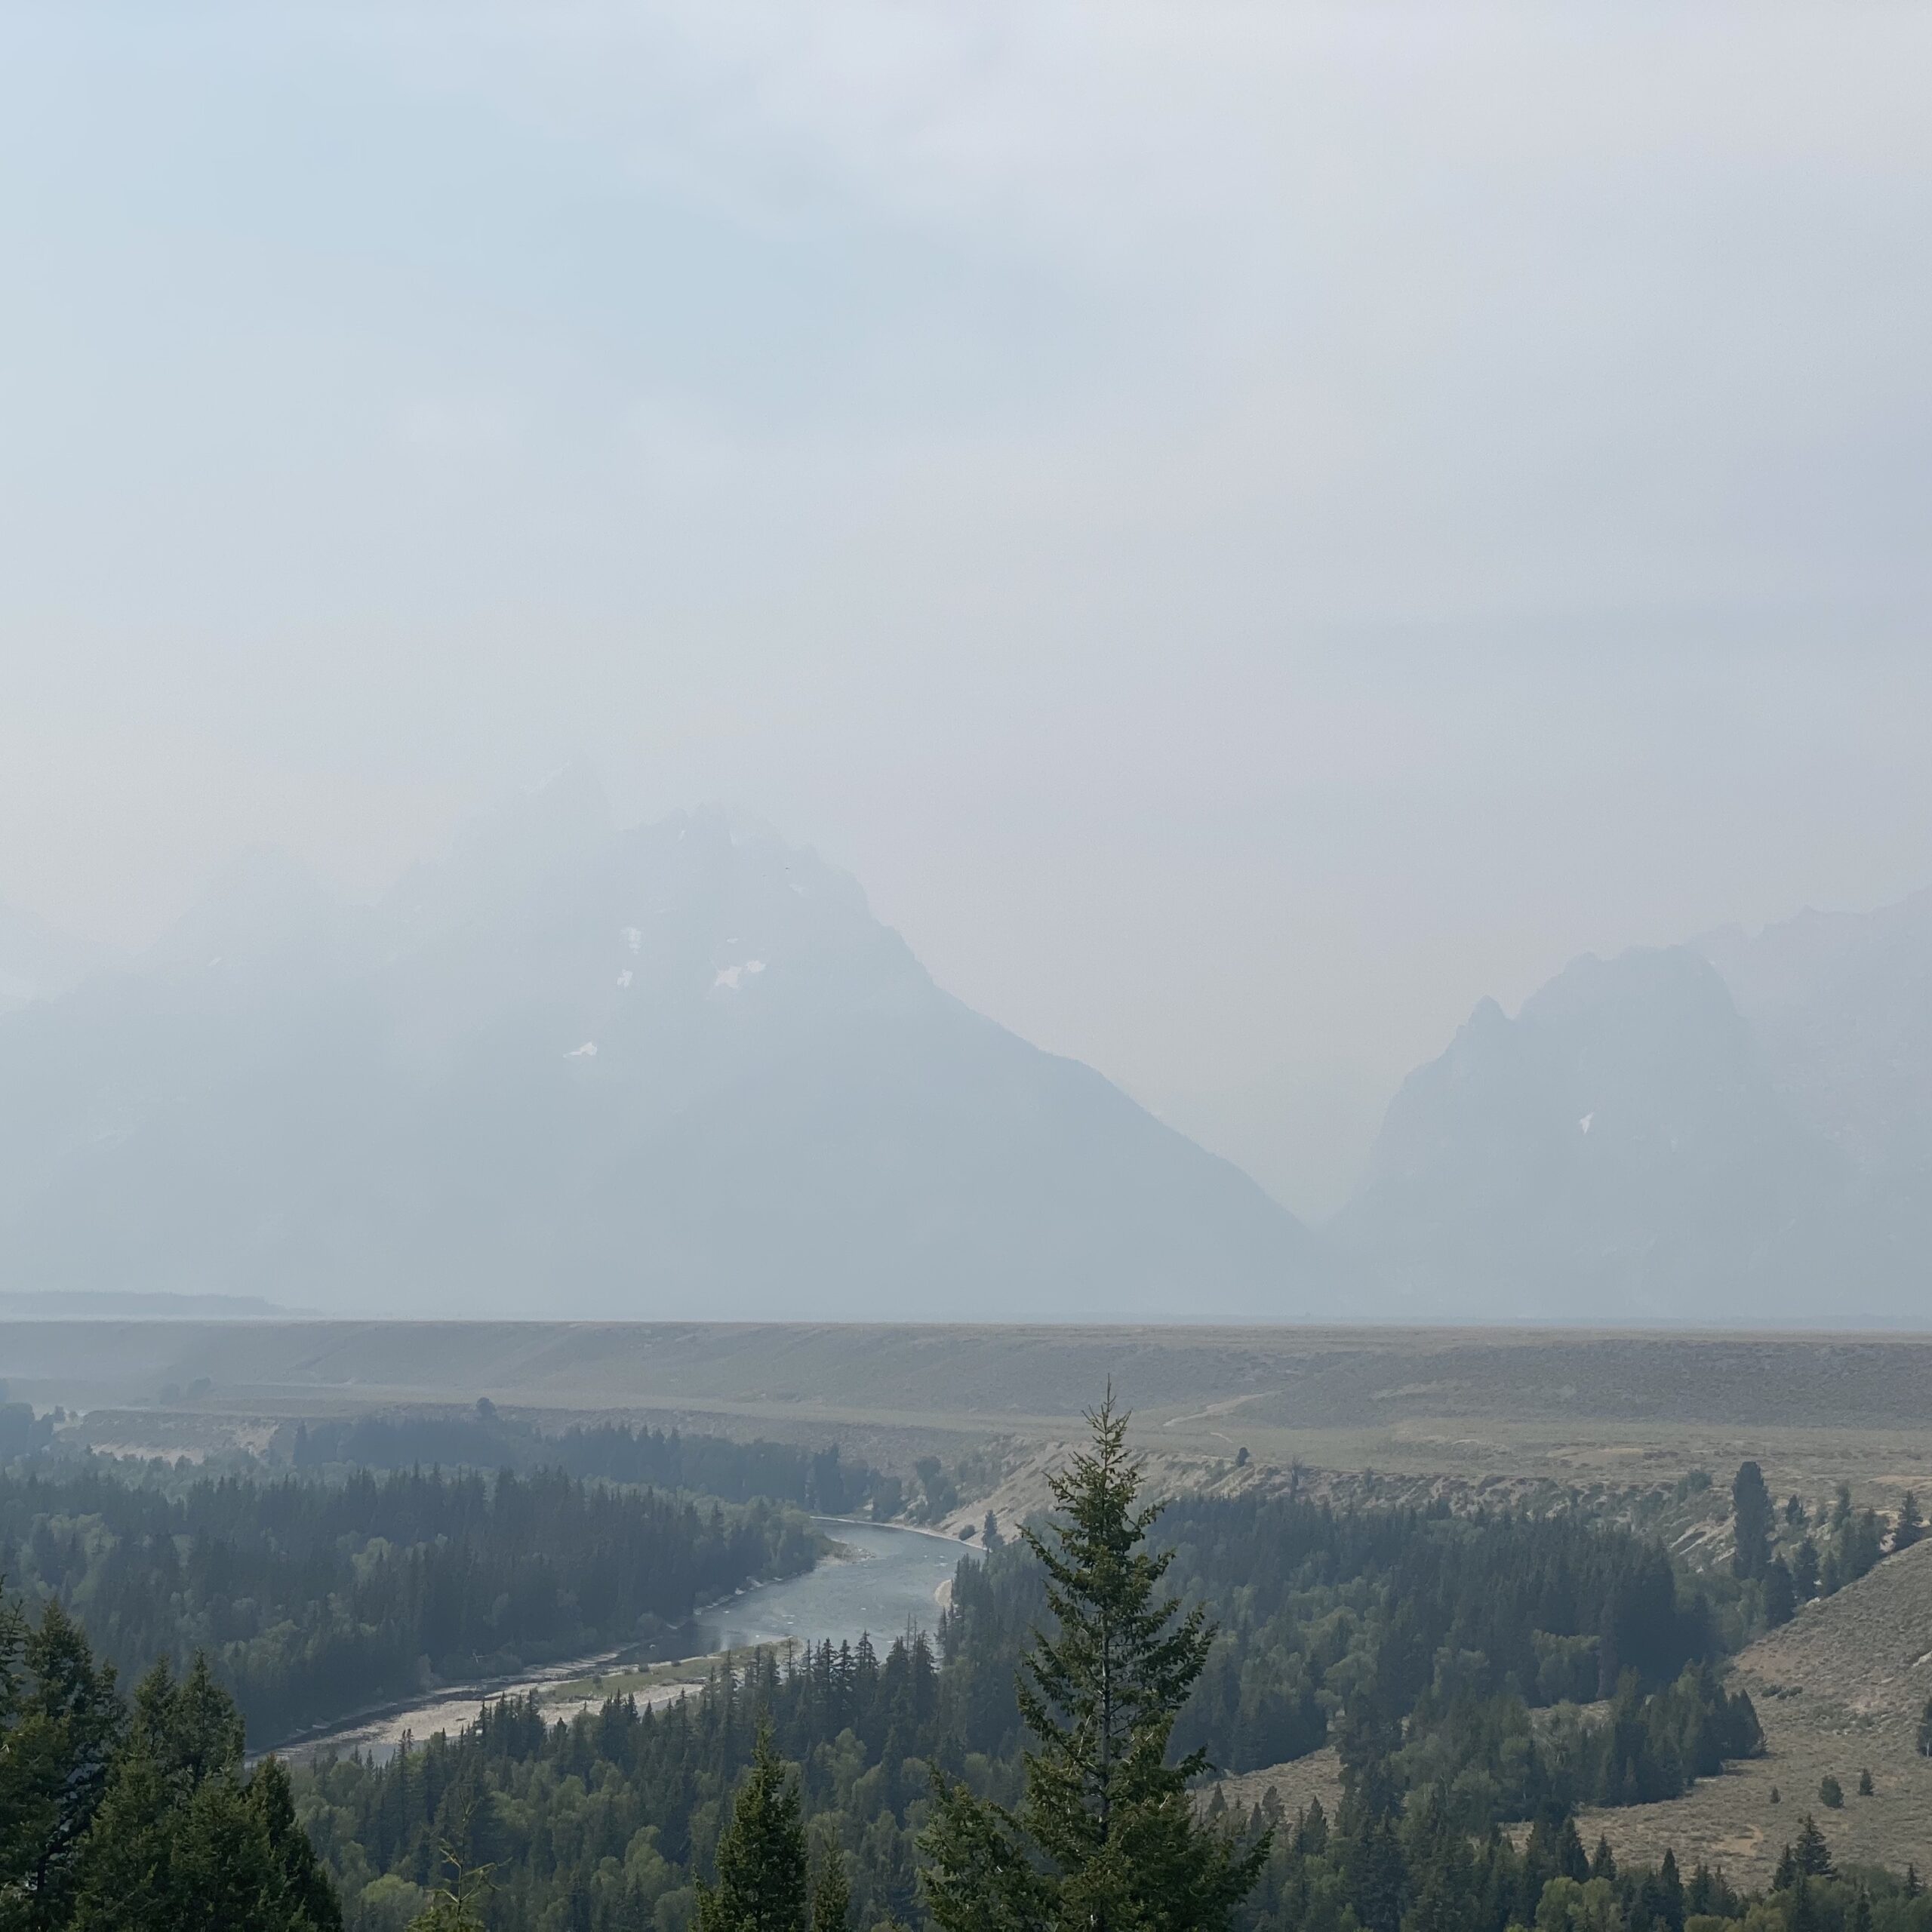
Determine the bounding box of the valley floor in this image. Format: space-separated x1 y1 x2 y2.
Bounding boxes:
12 1320 1932 1504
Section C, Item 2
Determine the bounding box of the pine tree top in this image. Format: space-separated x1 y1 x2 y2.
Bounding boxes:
920 1387 1267 1932
699 1719 810 1932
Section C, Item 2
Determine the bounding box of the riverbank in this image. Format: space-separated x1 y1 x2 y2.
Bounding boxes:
273 1517 974 1767
269 1645 630 1767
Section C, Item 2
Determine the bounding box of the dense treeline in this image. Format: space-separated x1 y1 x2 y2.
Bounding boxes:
1155 1491 1721 1773
1396 1664 1761 1829
10 1426 1929 1932
1757 1478 1925 1621
931 1488 1753 1810
0 1400 57 1459
286 1484 1773 1928
2 1594 338 1930
1239 1782 1931 1932
300 1640 952 1929
288 1410 884 1518
0 1463 812 1746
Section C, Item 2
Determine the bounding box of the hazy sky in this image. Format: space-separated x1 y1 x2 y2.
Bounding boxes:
3 2 1930 1214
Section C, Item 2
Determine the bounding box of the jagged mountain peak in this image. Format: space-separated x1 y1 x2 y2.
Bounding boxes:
0 792 1319 1321
1335 888 1932 1322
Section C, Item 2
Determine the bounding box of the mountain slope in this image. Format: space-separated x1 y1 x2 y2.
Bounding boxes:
1329 946 1841 1319
1334 887 1932 1322
0 900 109 1013
1696 890 1932 1287
0 778 1321 1321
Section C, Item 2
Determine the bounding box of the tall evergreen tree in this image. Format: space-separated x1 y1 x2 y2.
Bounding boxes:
1731 1463 1773 1581
1657 1847 1685 1932
67 1655 339 1932
1790 1537 1820 1601
1792 1814 1834 1878
0 1595 125 1932
810 1847 851 1932
1334 1697 1403 1829
1894 1492 1924 1553
921 1392 1266 1932
699 1721 810 1932
1844 1509 1884 1583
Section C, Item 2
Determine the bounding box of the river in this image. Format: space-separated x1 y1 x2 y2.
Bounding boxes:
278 1518 974 1767
694 1518 969 1655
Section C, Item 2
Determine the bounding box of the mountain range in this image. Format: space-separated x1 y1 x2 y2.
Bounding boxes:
0 771 1319 1321
4 775 1929 1324
1331 892 1932 1322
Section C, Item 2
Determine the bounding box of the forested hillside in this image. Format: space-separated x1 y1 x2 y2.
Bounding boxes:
286 1484 1779 1927
0 1463 812 1746
0 1617 340 1932
8 1417 1930 1932
958 1491 1759 1807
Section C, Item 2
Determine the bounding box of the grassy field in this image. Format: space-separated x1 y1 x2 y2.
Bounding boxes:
8 1320 1932 1499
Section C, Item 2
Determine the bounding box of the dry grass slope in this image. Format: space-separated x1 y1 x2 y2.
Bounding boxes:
1211 1543 1932 1889
1577 1538 1932 1888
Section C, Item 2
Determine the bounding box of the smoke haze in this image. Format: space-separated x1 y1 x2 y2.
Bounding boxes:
3 3 1929 1225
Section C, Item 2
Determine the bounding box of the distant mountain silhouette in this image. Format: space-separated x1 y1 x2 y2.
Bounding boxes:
0 771 1322 1321
1696 888 1932 1185
1334 893 1932 1322
1694 888 1932 1315
0 900 110 1013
